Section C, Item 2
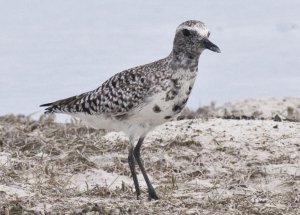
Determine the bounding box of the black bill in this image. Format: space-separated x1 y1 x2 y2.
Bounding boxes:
202 38 221 53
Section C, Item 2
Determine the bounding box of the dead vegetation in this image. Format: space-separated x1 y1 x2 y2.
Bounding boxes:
0 114 300 214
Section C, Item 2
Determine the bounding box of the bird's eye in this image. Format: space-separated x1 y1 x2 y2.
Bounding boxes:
182 29 191 37
208 31 211 37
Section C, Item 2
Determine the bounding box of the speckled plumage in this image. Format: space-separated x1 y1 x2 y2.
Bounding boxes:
40 20 220 200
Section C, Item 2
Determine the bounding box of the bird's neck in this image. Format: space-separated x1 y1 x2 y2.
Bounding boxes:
169 49 201 70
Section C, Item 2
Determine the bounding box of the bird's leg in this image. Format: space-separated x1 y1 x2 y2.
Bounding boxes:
128 139 140 199
134 137 159 200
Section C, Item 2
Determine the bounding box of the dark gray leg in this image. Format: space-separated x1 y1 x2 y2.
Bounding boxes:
128 144 140 199
134 137 159 200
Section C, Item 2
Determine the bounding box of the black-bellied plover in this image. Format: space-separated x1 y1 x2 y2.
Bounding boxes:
40 20 220 200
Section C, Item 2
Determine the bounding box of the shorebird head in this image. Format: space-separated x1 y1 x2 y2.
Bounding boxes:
173 20 221 56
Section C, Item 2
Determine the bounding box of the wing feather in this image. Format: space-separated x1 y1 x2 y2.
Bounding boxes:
40 69 152 115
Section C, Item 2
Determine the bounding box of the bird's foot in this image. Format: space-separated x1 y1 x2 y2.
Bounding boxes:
148 189 159 201
136 192 141 200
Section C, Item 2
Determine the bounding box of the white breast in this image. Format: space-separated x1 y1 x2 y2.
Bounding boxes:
126 68 197 126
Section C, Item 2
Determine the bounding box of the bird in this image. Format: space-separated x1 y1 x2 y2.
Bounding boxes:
40 20 220 200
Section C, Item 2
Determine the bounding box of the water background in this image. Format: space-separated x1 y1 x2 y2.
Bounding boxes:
1 0 299 118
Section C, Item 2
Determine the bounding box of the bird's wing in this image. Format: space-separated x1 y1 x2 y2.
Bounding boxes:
40 68 154 116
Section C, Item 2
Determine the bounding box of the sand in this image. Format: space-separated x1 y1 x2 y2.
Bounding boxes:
0 98 299 214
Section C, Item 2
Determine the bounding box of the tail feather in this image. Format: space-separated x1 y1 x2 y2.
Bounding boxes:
40 95 83 114
40 102 54 107
40 102 56 114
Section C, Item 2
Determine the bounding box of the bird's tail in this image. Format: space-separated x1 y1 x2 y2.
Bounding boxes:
40 94 84 114
40 102 55 114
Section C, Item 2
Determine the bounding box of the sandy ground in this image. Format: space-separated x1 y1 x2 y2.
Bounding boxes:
0 98 300 214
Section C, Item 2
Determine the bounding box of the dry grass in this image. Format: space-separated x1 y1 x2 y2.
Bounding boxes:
0 114 299 214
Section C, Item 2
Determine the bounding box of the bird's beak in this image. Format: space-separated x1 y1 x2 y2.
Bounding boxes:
202 38 221 53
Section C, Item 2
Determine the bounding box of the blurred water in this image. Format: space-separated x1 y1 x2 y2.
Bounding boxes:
0 0 299 117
